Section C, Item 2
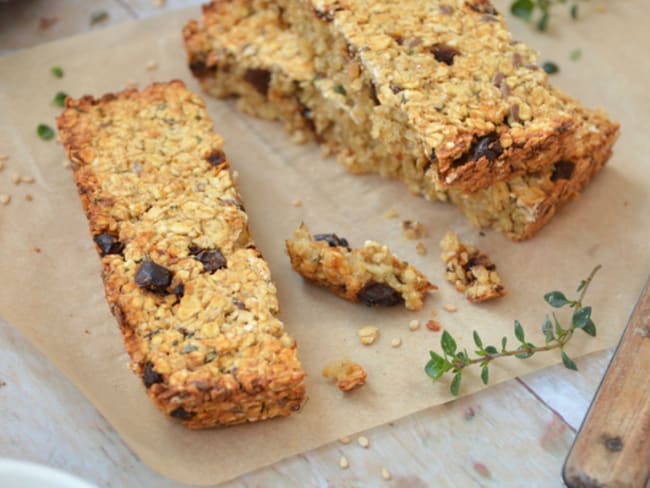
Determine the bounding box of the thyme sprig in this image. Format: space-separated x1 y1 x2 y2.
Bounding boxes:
510 0 589 31
426 265 601 396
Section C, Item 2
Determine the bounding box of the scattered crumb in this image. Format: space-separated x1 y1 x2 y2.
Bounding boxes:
33 247 41 254
126 80 138 89
357 436 370 448
595 3 607 13
401 220 426 240
415 242 427 255
623 200 629 207
426 320 441 332
25 194 33 202
146 60 158 71
0 380 6 388
39 17 59 29
21 175 35 184
384 208 398 219
90 10 109 26
152 0 166 7
479 231 486 237
444 304 457 313
339 455 349 469
391 337 402 348
11 173 20 184
430 310 438 317
339 436 351 444
358 325 380 345
84 329 91 335
62 160 71 169
381 467 392 480
464 406 476 420
0 194 10 205
408 319 420 331
0 161 4 172
472 461 491 479
322 358 367 392
0 154 8 161
291 199 302 207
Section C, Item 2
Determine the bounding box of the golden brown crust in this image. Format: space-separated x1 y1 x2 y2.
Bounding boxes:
57 81 305 429
440 230 505 302
285 224 435 311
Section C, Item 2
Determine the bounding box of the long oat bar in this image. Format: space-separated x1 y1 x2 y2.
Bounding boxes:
275 0 619 194
56 81 306 429
183 1 618 240
286 224 435 310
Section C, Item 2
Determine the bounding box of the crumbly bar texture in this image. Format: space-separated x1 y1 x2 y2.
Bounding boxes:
56 81 306 429
440 230 505 302
322 358 367 392
285 224 435 310
183 0 619 240
276 0 619 194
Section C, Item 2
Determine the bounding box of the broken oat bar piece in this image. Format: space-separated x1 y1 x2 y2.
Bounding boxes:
322 358 367 392
440 230 505 303
286 224 435 310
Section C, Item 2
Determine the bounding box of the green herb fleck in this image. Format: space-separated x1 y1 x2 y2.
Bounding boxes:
571 4 579 19
182 343 199 354
205 351 218 363
425 265 602 396
511 0 534 20
52 91 68 108
37 124 55 141
51 66 64 78
570 48 582 61
90 10 109 26
542 61 559 74
333 84 347 96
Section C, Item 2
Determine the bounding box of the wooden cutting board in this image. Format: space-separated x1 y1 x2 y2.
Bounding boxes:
563 277 650 488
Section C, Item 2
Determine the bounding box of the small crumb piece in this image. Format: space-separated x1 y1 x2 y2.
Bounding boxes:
11 173 21 184
126 80 138 89
291 199 302 207
339 456 349 469
25 194 33 202
322 358 367 392
339 436 351 444
21 175 35 184
153 0 166 7
426 320 441 332
401 220 426 240
0 194 10 205
33 247 41 253
416 242 427 255
381 467 392 480
357 435 370 448
358 325 380 345
430 309 438 317
444 304 457 313
146 60 158 71
384 208 398 219
62 160 71 169
391 337 402 348
408 319 420 331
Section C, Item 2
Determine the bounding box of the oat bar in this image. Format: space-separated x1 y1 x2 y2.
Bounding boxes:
57 81 306 428
183 1 619 240
285 224 435 310
440 230 505 302
275 0 619 194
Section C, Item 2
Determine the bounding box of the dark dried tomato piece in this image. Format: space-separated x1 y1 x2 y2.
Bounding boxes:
135 260 172 293
357 282 403 307
189 245 227 273
313 8 334 22
390 82 403 95
551 161 575 181
172 283 185 300
430 44 460 66
314 233 350 249
206 151 226 167
369 82 381 105
143 362 163 388
243 68 271 96
471 133 503 163
170 407 195 420
189 59 212 77
93 233 123 256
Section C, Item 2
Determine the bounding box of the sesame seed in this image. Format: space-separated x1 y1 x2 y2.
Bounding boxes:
126 80 138 89
339 455 349 469
339 436 351 444
0 194 10 205
408 319 420 331
430 310 438 317
444 304 458 313
357 435 369 448
21 175 35 184
291 199 302 207
11 173 21 184
62 160 71 169
391 338 402 348
381 467 392 480
146 60 158 71
383 208 398 219
415 242 427 255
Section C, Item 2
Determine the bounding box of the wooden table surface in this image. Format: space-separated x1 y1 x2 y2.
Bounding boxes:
0 1 616 486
